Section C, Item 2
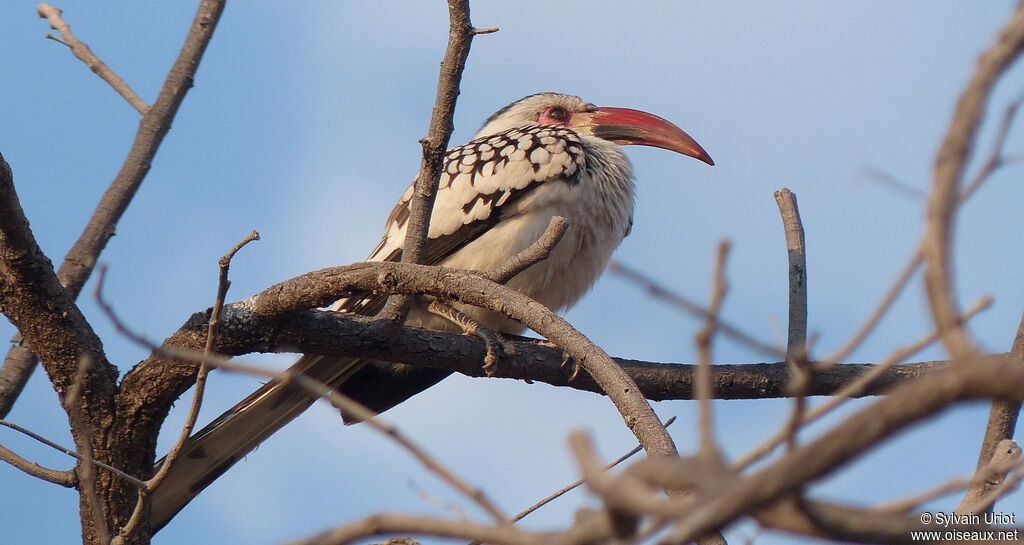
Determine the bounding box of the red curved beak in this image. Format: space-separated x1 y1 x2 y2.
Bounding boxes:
574 106 714 166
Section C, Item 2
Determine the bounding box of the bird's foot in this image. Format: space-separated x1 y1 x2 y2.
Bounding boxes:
531 339 580 381
428 301 514 376
560 350 581 382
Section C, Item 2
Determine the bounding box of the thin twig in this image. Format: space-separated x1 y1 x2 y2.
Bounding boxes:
492 416 678 537
817 250 923 371
381 0 494 319
65 355 110 545
488 216 568 284
879 440 1022 514
37 3 150 114
734 295 993 471
855 166 927 201
0 419 145 489
959 91 1024 203
608 261 783 358
694 242 729 458
961 309 1024 514
114 231 259 542
0 441 75 487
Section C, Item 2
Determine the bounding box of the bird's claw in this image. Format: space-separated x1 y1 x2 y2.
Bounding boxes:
428 300 512 377
560 350 581 382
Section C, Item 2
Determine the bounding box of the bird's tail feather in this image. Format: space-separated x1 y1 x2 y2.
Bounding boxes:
149 354 365 531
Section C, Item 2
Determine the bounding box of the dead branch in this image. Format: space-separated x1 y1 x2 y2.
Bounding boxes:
0 439 75 487
774 189 809 451
237 258 678 457
608 260 783 358
382 0 494 319
97 284 511 527
37 3 149 114
964 310 1024 513
113 231 260 543
665 353 1024 543
0 0 227 419
0 420 145 489
694 241 729 458
153 300 970 402
923 2 1024 358
488 216 568 284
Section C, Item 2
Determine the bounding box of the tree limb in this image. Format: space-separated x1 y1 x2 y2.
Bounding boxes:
382 0 494 319
37 3 150 114
0 0 227 418
923 1 1024 358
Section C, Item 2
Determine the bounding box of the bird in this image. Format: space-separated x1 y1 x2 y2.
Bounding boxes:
148 92 713 529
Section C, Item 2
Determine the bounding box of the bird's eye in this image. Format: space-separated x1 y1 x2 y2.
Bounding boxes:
547 107 569 122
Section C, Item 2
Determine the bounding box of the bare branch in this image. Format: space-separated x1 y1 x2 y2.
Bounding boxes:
666 353 1024 543
151 302 964 403
962 308 1024 514
0 0 227 417
245 260 678 457
0 420 145 489
774 189 809 451
960 90 1024 202
114 231 260 542
95 286 510 526
608 261 783 358
774 189 808 363
0 441 75 487
734 295 992 471
694 241 729 459
37 3 150 114
923 2 1024 358
148 231 259 488
488 216 568 284
382 0 495 319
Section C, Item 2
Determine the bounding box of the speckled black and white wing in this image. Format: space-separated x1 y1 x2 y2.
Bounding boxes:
334 125 586 314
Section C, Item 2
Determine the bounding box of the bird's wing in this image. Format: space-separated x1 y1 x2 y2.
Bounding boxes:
333 125 586 315
149 126 586 531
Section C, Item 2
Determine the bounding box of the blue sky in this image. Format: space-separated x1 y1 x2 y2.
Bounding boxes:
3 2 1024 544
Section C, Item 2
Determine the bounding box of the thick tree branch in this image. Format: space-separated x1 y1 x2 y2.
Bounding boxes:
125 259 678 459
0 0 227 418
127 300 960 415
252 262 676 456
0 152 115 407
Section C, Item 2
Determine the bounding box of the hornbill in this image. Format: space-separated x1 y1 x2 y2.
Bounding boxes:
149 92 713 529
